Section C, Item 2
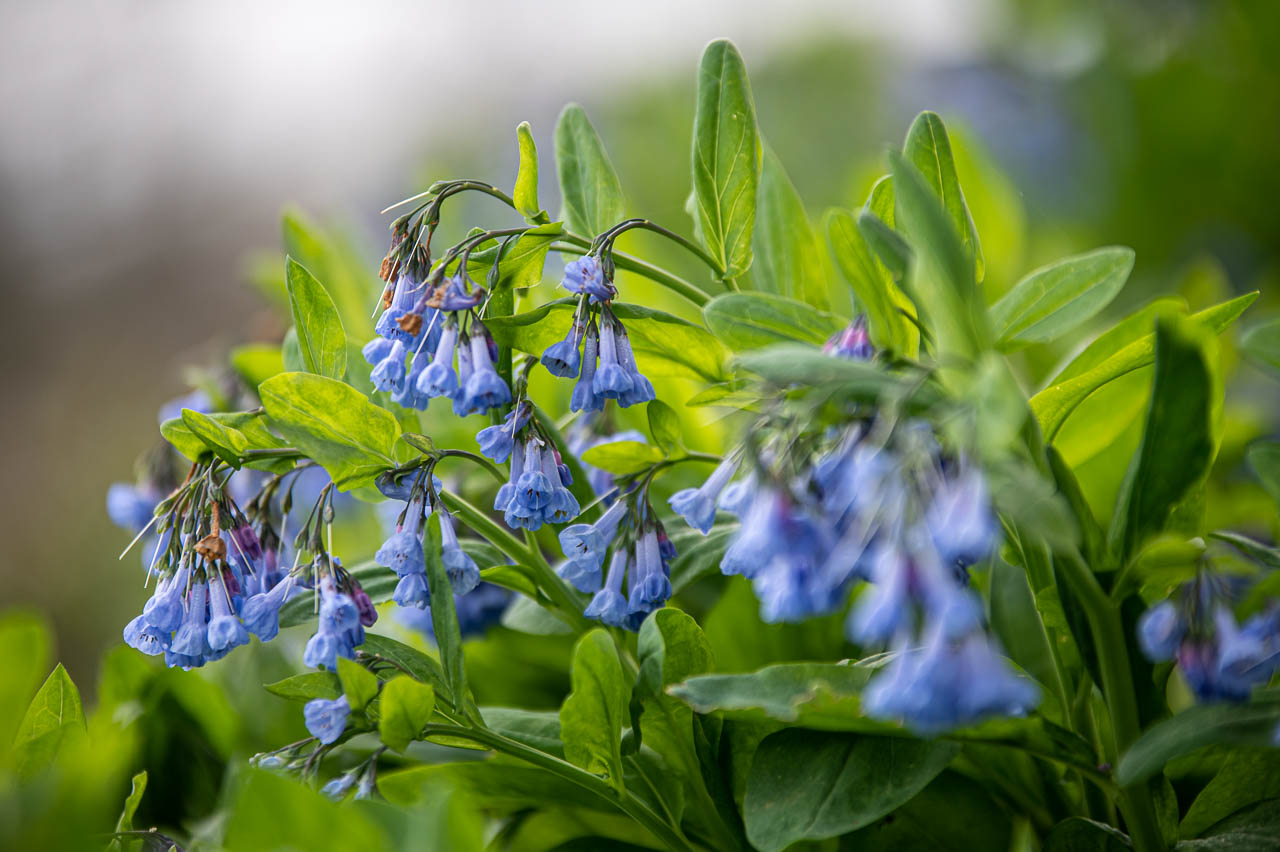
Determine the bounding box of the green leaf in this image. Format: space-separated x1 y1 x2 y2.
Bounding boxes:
12 663 85 777
702 291 844 351
230 343 285 387
263 671 341 702
179 408 248 465
485 299 729 383
635 608 714 704
692 39 759 279
825 207 916 357
1246 441 1280 506
560 629 628 792
424 512 472 717
1108 315 1220 562
285 256 347 380
990 247 1135 349
579 440 664 475
1180 797 1280 849
749 144 828 307
839 770 1013 852
1210 530 1280 571
645 400 682 454
1045 818 1132 851
1115 701 1280 785
1032 293 1256 440
224 768 389 850
889 149 989 359
111 771 148 846
464 223 562 292
733 343 927 404
336 657 378 712
743 728 957 851
903 111 983 281
554 104 625 237
479 707 564 756
1241 316 1280 376
282 326 305 372
669 662 873 728
513 121 546 222
0 612 50 760
1182 749 1280 837
379 676 435 753
259 372 399 489
359 633 450 702
989 558 1062 713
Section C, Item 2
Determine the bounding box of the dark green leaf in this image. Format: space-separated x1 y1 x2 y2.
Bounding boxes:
1045 818 1132 851
336 657 378 712
560 630 628 792
513 121 546 222
285 256 347 380
645 400 682 454
825 207 917 356
743 728 957 851
670 524 736 593
839 770 1013 852
1032 293 1256 440
635 608 714 704
399 432 437 456
263 671 341 702
749 144 827 307
889 149 989 359
1182 749 1280 837
1240 317 1280 376
579 440 664 476
669 662 874 728
1109 315 1220 562
479 707 564 757
1180 798 1280 850
359 633 450 702
12 663 85 777
259 372 399 489
989 558 1062 712
903 111 982 281
692 39 759 279
378 676 435 752
486 299 729 383
424 512 472 718
991 247 1135 348
555 105 624 237
1116 702 1280 785
702 291 843 351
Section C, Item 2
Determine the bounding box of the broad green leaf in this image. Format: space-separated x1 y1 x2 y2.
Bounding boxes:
263 671 341 702
479 707 564 757
358 633 450 702
560 629 628 792
743 728 957 851
702 291 843 351
1180 797 1280 850
180 408 247 465
379 676 435 752
889 149 989 360
989 558 1061 713
669 662 873 728
839 770 1013 852
110 771 148 848
423 512 471 718
485 299 729 383
230 343 285 388
555 104 624 237
733 343 934 406
336 657 378 712
1241 317 1280 376
1210 530 1280 571
259 372 399 489
903 111 983 281
1108 315 1220 562
513 120 546 221
749 144 828 307
281 209 377 341
825 207 916 356
0 612 50 759
990 247 1135 348
1050 298 1187 385
1045 818 1132 851
1033 293 1256 439
380 761 603 813
223 768 388 850
1182 749 1280 837
645 400 682 454
285 256 347 380
691 39 759 279
636 608 714 704
12 663 85 777
1115 701 1280 785
162 409 290 471
669 524 737 593
580 440 664 475
463 222 562 292
1246 442 1280 506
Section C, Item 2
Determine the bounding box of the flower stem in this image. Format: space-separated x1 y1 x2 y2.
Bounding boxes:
555 238 710 308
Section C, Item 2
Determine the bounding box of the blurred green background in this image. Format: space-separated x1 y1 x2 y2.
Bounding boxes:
1 1 1279 835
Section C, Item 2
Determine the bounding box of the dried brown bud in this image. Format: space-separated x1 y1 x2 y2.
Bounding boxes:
380 283 394 309
396 312 423 336
194 533 226 562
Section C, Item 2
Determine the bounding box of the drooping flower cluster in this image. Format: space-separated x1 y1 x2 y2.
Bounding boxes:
373 470 482 611
541 258 654 412
558 497 676 631
669 414 1038 731
1138 574 1280 702
477 400 580 531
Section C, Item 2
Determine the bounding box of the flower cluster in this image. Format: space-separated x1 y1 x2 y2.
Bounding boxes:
373 471 481 611
364 271 510 417
1138 575 1280 701
558 497 676 630
541 257 654 412
477 401 581 531
669 416 1038 732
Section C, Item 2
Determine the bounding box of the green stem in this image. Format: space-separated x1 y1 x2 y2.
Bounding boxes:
1057 551 1164 852
556 237 710 308
438 449 507 484
599 218 724 277
420 723 695 852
